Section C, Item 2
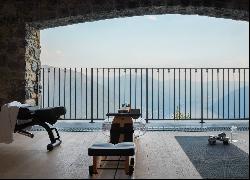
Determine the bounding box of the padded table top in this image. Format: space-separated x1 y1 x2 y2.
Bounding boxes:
106 113 141 117
88 142 135 156
17 106 66 122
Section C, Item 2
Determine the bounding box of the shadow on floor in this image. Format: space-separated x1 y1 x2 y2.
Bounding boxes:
175 136 249 179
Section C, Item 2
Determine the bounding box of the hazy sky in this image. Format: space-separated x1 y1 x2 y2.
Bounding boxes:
41 14 249 68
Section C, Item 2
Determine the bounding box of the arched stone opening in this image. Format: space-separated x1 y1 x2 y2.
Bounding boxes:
0 0 248 106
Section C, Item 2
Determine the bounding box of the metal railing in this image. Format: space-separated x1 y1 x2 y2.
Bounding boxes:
39 67 249 122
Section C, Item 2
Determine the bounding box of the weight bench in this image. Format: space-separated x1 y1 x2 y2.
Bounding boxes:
88 142 135 176
15 106 66 151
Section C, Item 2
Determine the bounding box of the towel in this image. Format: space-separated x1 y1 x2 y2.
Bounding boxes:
0 101 31 144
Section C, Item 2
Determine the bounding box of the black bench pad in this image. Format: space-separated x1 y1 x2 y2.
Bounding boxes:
88 142 135 156
17 106 66 125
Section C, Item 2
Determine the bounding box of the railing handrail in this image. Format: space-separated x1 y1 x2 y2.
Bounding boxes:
41 67 249 69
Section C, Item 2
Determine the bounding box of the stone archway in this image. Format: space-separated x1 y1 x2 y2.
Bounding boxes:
0 0 249 106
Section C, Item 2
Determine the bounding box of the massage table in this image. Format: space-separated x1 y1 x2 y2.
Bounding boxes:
15 106 66 151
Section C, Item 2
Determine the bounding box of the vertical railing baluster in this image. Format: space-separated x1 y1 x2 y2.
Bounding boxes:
206 69 208 119
123 69 126 105
233 69 236 119
86 68 88 119
97 68 99 119
217 69 219 119
228 69 230 119
168 69 171 118
190 69 192 119
152 68 154 119
70 68 71 119
64 68 66 118
218 69 221 119
48 68 50 107
81 68 82 118
75 68 77 119
212 69 214 119
108 68 110 114
42 68 44 108
114 68 116 112
135 68 137 109
194 69 197 119
185 68 186 118
223 68 225 119
119 68 120 109
59 68 61 106
103 68 104 119
157 69 159 119
90 68 93 123
244 69 246 119
163 68 165 119
141 68 143 117
179 68 181 119
37 68 40 107
53 68 55 107
201 69 204 123
130 68 131 107
239 68 241 119
146 68 148 123
174 68 176 120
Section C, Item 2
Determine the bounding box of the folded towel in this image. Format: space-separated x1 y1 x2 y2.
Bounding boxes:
0 101 30 144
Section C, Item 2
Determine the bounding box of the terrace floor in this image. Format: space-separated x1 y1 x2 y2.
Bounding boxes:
0 130 249 179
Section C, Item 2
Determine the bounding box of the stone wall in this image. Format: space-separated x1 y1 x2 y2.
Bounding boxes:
0 0 249 107
0 23 26 106
0 24 40 106
24 24 41 105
